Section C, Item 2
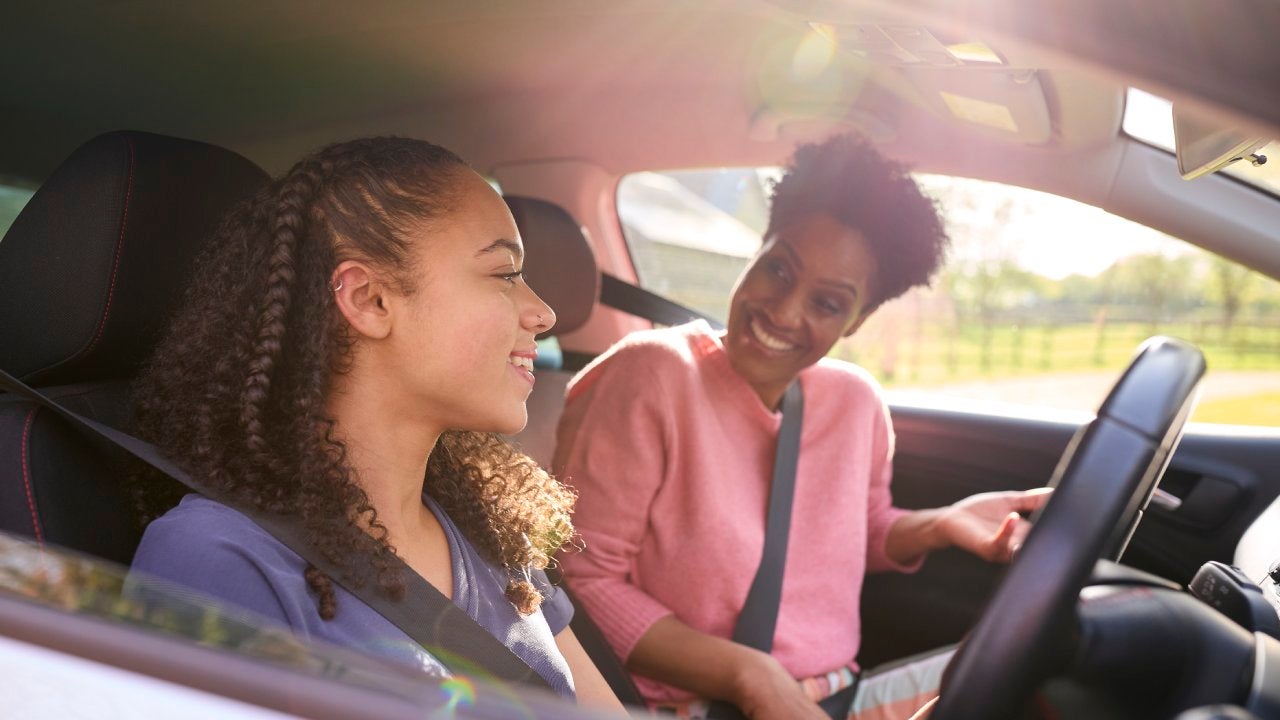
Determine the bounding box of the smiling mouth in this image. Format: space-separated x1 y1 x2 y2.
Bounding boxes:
508 355 534 372
749 317 798 353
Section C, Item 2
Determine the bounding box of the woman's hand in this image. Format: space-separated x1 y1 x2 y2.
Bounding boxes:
935 488 1052 563
730 649 830 720
628 617 827 720
886 488 1052 565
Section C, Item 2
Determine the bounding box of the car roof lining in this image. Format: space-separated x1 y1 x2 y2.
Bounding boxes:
3 0 1278 281
8 0 1271 174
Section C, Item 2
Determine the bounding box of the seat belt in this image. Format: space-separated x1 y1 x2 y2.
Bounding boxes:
582 274 811 715
599 272 724 330
560 273 724 371
0 367 554 693
708 380 805 720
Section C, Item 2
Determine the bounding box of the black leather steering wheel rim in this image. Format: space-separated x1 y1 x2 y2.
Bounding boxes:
931 337 1206 720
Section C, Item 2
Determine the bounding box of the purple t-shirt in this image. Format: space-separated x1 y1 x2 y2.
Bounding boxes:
130 494 576 697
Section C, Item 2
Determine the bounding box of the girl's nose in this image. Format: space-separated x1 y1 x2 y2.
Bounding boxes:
525 285 556 334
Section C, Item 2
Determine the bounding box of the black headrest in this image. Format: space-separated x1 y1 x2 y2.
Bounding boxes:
0 131 270 384
505 195 599 337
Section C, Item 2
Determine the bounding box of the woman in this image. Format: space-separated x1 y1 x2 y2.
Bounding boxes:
554 135 1048 719
128 137 622 711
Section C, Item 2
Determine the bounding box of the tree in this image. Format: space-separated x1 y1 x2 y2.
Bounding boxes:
1206 256 1255 339
1098 252 1194 328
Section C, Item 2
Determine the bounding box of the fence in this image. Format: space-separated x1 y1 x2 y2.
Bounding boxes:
835 308 1280 387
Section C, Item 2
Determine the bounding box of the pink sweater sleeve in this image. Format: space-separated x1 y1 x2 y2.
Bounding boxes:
864 389 922 574
553 350 676 660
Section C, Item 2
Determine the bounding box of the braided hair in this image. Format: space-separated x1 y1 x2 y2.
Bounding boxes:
134 137 575 618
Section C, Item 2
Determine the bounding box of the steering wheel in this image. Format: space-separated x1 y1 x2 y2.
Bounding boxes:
930 337 1206 720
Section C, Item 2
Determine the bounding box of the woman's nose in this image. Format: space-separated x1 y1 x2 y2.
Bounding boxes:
771 287 805 328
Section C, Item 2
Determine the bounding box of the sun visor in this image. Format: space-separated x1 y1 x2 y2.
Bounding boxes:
903 67 1053 145
811 23 1052 146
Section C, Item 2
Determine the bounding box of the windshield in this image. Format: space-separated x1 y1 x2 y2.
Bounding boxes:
618 168 1280 428
0 532 450 703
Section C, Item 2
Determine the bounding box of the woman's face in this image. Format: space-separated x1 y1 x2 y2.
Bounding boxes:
382 170 555 435
723 212 877 409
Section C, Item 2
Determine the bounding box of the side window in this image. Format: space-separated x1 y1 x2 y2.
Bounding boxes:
617 170 1280 427
0 179 36 239
617 169 774 321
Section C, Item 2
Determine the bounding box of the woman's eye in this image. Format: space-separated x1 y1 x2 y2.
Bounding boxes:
767 259 788 282
496 270 524 286
815 297 843 315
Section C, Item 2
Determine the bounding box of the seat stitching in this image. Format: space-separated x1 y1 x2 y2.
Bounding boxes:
20 407 44 546
23 136 138 382
84 134 137 356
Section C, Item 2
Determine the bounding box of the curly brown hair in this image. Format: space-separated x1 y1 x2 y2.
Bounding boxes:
133 136 575 618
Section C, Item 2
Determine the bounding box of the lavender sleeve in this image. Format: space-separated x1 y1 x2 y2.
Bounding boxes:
132 494 577 697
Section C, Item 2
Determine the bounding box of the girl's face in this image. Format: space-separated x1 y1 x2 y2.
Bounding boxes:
723 212 877 409
382 170 554 435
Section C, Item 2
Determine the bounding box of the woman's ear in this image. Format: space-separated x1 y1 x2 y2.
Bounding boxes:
842 310 871 338
332 261 391 340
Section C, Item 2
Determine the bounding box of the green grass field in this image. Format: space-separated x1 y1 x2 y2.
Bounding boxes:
830 320 1280 427
833 321 1280 382
1192 391 1280 426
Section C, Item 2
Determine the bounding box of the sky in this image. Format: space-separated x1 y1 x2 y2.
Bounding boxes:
915 88 1279 281
916 173 1189 280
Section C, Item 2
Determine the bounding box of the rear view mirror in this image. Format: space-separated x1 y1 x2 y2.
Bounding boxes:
1173 103 1269 180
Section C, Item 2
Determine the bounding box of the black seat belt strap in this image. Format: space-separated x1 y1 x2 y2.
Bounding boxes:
733 380 804 651
708 380 805 719
559 273 722 371
600 273 724 330
0 367 553 692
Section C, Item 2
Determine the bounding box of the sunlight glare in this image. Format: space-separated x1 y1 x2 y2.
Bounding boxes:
1122 88 1175 150
791 24 836 81
440 676 476 713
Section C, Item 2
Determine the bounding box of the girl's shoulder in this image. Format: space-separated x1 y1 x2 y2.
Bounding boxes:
140 494 280 551
129 494 306 619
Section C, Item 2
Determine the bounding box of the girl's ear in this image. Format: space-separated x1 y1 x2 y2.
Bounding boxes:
332 260 391 340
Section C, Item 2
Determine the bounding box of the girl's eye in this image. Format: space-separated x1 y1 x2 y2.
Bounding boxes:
496 270 524 286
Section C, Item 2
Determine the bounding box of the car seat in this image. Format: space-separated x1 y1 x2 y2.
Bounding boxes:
0 131 269 564
503 196 600 470
502 195 647 705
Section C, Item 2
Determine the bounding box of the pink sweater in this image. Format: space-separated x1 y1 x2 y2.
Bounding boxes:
554 322 915 705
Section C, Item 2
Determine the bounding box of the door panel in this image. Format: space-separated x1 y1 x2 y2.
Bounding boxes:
858 403 1280 668
1124 434 1277 583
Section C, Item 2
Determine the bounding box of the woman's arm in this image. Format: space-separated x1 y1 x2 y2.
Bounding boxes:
627 616 828 720
554 627 628 714
884 488 1052 565
554 348 683 663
